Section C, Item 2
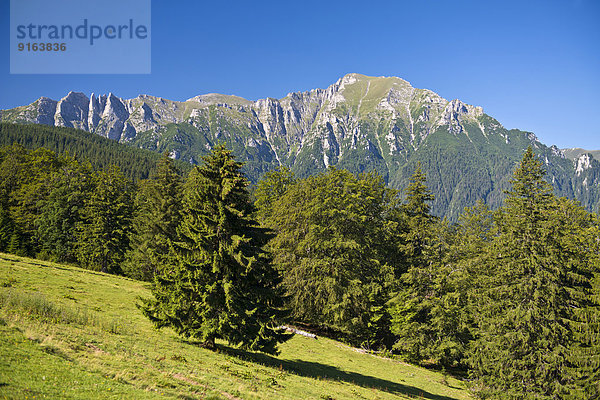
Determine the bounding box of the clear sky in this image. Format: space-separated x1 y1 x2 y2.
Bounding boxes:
1 0 598 149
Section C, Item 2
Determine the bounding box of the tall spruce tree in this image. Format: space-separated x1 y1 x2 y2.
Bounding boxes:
123 153 183 281
36 156 93 263
389 163 453 365
468 147 598 399
559 200 600 399
75 166 133 274
139 144 289 354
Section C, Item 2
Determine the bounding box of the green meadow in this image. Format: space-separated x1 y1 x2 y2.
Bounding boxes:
0 253 472 400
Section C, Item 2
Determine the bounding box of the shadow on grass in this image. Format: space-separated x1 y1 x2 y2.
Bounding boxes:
213 343 461 400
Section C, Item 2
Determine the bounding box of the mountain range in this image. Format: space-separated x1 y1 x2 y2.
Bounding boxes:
1 73 598 219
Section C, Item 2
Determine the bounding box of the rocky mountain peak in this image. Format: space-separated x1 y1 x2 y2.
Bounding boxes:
55 91 90 130
1 73 599 219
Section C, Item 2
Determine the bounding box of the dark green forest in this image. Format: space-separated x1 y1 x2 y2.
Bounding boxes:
0 123 191 181
0 128 598 398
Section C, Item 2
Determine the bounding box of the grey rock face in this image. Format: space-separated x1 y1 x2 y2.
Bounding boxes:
2 73 598 219
88 93 103 131
1 73 487 151
55 92 90 130
35 97 58 125
100 94 130 141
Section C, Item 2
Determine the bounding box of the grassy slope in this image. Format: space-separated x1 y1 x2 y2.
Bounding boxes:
562 148 600 161
0 254 472 400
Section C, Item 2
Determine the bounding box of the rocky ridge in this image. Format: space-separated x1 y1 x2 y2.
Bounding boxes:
2 73 598 218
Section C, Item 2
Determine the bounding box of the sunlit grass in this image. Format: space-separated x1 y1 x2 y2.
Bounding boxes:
0 252 473 399
0 289 127 334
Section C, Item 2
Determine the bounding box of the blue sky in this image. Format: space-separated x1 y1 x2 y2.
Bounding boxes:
1 0 599 149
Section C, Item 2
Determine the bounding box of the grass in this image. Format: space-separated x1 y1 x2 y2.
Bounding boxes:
336 74 413 117
0 253 473 400
0 289 127 335
561 148 600 160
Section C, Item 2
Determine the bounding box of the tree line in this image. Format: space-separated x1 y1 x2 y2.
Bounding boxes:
0 123 191 181
0 141 598 399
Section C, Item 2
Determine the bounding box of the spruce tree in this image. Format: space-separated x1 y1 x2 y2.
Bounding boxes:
560 202 600 399
399 162 437 273
469 147 598 399
36 156 93 262
140 144 289 354
75 166 133 274
123 154 183 281
389 163 449 364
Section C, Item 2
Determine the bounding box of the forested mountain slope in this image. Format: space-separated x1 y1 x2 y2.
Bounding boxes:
2 74 598 218
0 123 191 181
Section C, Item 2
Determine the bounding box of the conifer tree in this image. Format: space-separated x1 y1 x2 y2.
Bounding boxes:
560 202 600 399
123 154 183 281
140 144 289 354
400 162 437 272
404 200 494 369
75 166 133 274
36 156 93 262
389 163 452 364
469 147 598 399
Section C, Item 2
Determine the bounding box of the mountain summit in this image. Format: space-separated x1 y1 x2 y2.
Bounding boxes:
1 73 598 219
